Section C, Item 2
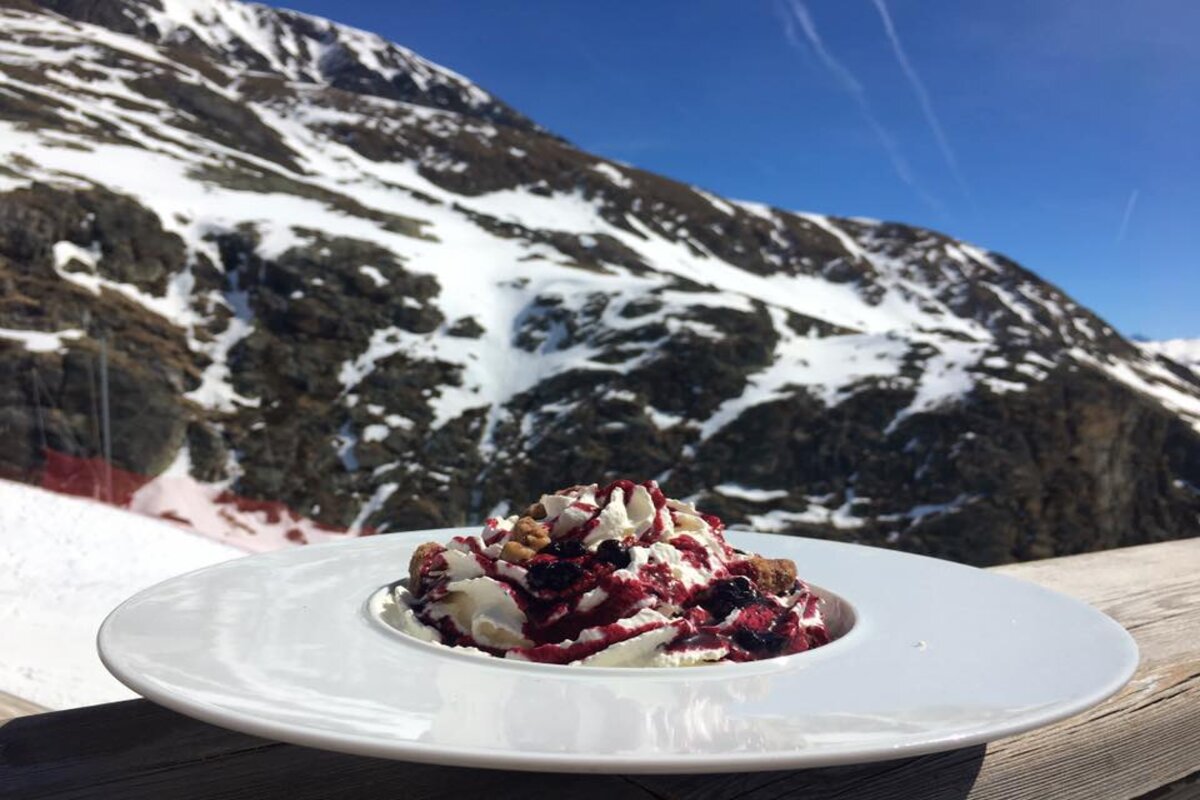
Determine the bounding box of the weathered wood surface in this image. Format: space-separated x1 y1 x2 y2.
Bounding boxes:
0 692 44 726
1141 769 1200 800
2 538 1197 800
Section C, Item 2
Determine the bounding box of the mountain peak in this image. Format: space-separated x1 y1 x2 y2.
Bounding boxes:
32 0 544 132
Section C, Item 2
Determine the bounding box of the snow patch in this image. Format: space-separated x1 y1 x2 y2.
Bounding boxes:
887 339 990 434
699 309 910 441
714 484 790 502
591 162 632 188
362 423 390 442
1140 339 1200 371
741 495 865 532
52 240 102 271
0 480 241 709
349 481 399 534
693 188 736 216
0 327 84 353
358 264 389 286
645 406 685 429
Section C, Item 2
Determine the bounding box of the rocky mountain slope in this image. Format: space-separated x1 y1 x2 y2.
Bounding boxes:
1 0 1197 564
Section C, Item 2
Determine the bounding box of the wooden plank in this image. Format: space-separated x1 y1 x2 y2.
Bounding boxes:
0 691 44 726
0 701 654 800
0 699 797 800
1137 770 1200 800
994 538 1200 670
1 538 1197 800
629 660 1198 800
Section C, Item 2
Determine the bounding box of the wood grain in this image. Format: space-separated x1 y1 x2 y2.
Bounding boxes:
2 538 1197 800
0 691 44 726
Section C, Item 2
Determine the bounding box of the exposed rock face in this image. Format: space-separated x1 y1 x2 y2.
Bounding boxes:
686 367 1197 564
0 0 1196 564
0 183 197 480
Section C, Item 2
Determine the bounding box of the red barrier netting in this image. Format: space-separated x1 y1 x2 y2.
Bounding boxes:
35 449 373 541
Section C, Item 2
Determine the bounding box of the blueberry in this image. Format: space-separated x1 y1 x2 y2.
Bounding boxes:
595 539 631 568
526 560 584 591
734 628 786 654
541 539 587 559
700 577 758 621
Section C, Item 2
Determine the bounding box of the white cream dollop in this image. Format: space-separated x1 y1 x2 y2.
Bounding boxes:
424 577 532 649
622 542 711 590
583 487 635 546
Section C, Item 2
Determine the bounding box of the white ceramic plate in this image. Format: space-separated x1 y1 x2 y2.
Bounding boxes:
98 531 1137 773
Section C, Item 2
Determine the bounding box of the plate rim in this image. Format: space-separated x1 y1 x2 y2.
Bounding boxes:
96 530 1140 773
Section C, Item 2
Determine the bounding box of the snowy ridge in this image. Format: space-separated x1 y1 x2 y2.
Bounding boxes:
1141 339 1200 372
59 0 539 132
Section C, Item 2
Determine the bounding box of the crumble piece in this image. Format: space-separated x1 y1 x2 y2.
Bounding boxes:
500 540 538 563
408 542 444 593
740 556 798 595
512 516 551 551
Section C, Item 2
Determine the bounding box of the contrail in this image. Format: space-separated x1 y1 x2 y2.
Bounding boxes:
1116 189 1139 243
775 0 801 47
870 0 972 204
781 0 942 213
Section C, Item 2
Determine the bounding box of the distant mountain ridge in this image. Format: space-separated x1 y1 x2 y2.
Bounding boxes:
34 0 541 132
0 0 1197 564
1141 339 1200 373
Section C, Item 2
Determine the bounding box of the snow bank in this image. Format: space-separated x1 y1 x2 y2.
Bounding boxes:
0 480 242 709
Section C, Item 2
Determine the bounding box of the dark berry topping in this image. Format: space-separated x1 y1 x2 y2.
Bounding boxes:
526 560 584 591
595 539 632 568
541 539 588 559
700 577 758 621
734 628 786 654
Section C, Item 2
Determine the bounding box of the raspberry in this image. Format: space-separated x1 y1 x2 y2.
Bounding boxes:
733 603 777 631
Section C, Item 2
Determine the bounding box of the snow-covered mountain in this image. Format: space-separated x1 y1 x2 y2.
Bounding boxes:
1 0 1198 564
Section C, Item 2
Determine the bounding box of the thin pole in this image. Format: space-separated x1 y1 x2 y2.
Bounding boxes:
29 367 47 452
85 351 101 497
99 336 113 503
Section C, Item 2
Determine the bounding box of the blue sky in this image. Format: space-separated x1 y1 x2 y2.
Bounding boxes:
280 0 1198 339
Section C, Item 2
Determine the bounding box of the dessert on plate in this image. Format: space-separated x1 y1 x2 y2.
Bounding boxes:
385 480 830 667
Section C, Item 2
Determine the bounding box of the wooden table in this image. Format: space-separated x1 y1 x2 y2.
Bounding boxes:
3 538 1198 799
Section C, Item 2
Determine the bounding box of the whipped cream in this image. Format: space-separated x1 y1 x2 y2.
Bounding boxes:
391 480 830 667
